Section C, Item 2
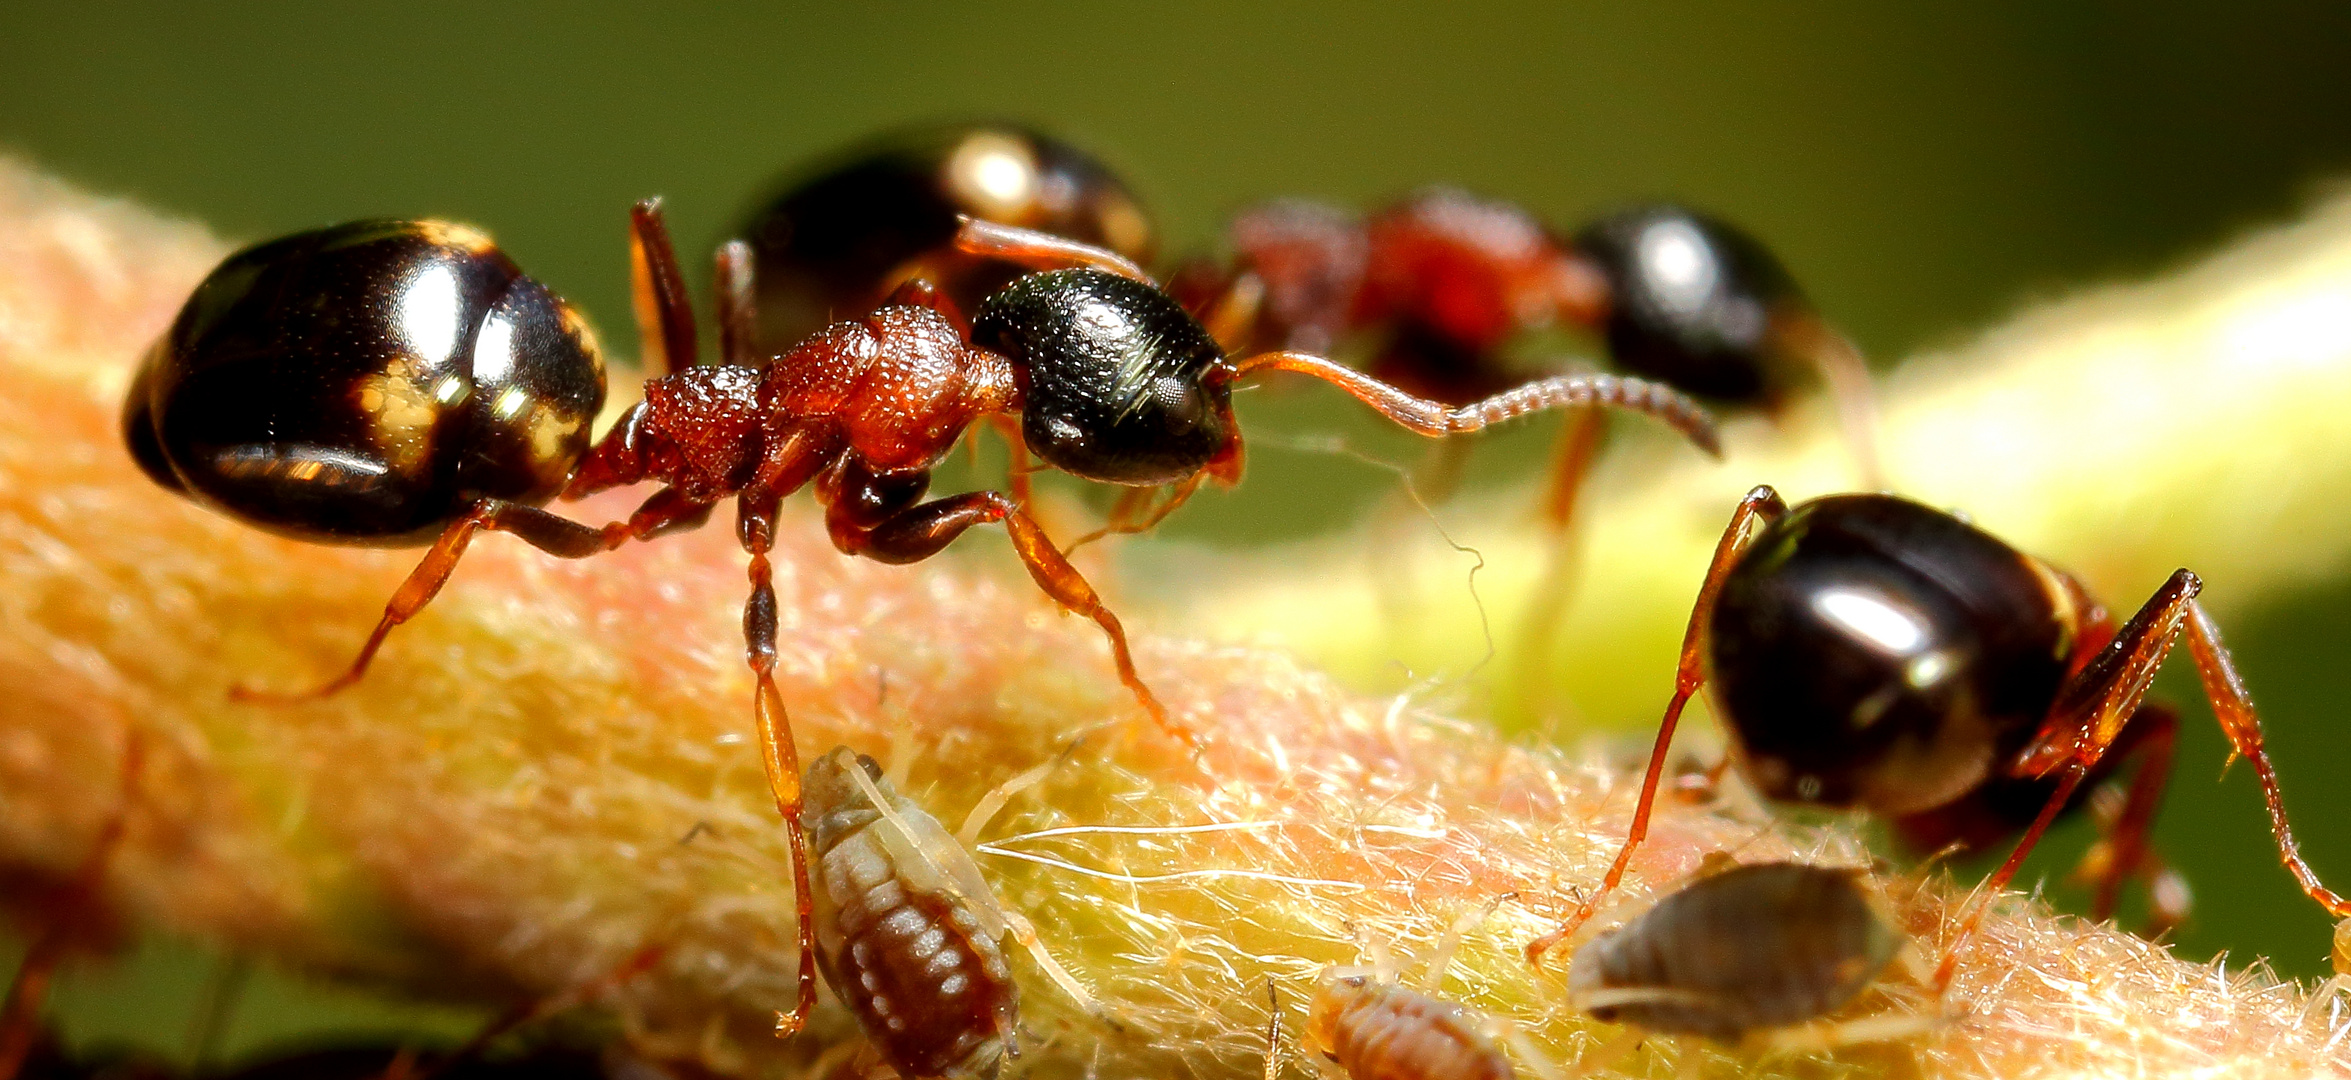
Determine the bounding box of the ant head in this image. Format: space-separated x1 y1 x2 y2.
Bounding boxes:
972 269 1233 486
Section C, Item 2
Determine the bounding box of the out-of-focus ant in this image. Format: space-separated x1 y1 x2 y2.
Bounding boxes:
1172 188 1880 538
1525 486 2351 986
736 123 1155 357
122 200 1722 1036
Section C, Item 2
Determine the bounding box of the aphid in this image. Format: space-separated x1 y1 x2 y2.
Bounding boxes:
1527 486 2351 982
803 747 1097 1080
124 200 1721 1027
737 123 1155 355
1567 862 1920 1050
1297 898 1554 1080
1186 189 1881 527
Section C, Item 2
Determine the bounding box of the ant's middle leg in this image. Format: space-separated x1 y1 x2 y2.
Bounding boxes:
630 198 698 377
827 471 1183 745
1526 485 1788 963
233 489 716 702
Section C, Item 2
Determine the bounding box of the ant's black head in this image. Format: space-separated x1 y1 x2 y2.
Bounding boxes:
1573 205 1806 405
972 269 1232 486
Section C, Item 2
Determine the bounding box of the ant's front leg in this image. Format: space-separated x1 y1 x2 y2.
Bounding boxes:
825 461 1185 746
232 489 716 702
1526 485 1787 964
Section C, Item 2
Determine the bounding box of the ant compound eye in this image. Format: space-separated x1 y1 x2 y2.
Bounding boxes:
973 269 1231 486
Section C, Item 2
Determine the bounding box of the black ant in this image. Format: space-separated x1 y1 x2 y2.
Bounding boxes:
1525 486 2351 986
121 201 1723 1037
736 123 1155 357
1173 189 1882 531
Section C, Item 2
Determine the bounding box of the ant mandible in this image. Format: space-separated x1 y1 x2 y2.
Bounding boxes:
1173 189 1883 532
1524 486 2351 986
124 200 1724 1037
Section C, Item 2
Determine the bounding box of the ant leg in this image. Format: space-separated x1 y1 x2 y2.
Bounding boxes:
1064 472 1208 554
1537 405 1609 535
836 488 1184 745
882 278 972 334
714 239 759 367
951 217 1153 284
1938 570 2351 985
1774 312 1884 489
2073 703 2180 927
739 490 819 1039
1526 486 1788 964
630 198 698 377
415 945 665 1080
1229 352 1721 459
987 415 1037 510
232 491 715 702
1199 270 1267 355
0 732 144 1080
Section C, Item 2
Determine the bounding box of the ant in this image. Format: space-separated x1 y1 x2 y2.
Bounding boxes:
1566 860 1937 1064
122 201 1723 1039
1524 486 2351 986
1172 188 1881 536
735 123 1155 356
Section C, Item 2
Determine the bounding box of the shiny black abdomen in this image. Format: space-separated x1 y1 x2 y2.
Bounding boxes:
1573 205 1804 405
124 221 606 545
739 123 1155 351
1709 494 2072 815
972 269 1230 486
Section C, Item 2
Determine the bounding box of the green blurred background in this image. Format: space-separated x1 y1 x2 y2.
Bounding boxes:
7 0 2351 1060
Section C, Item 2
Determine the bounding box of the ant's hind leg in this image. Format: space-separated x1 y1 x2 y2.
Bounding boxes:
1526 485 1787 964
232 491 715 702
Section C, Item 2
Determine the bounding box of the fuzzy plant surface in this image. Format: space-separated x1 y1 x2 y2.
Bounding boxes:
3 159 2351 1079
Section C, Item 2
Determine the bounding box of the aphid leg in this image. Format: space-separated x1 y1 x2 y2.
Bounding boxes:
1492 1018 1565 1080
1064 472 1209 554
1749 1010 1944 1055
739 489 820 1038
1419 893 1514 994
630 198 698 377
839 488 1187 747
1227 352 1722 459
1527 486 1788 963
2071 703 2180 928
1773 311 1884 490
1263 981 1286 1080
1563 1028 1644 1080
1941 570 2351 985
950 217 1152 284
231 491 715 702
1001 907 1106 1021
0 730 143 1080
714 239 758 367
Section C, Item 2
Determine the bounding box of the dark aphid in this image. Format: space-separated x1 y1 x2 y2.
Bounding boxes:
123 220 605 544
804 748 1096 1080
1567 862 1902 1043
739 123 1154 353
1531 487 2351 986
